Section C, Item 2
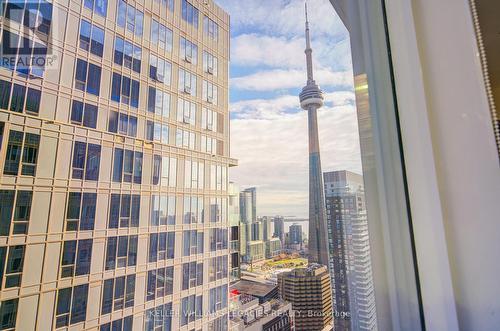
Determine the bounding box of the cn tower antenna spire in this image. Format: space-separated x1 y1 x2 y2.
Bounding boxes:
304 1 314 83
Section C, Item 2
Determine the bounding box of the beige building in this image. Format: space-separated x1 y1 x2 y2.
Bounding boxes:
278 265 333 331
0 0 234 330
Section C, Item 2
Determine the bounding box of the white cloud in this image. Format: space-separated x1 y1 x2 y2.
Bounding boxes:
231 68 353 91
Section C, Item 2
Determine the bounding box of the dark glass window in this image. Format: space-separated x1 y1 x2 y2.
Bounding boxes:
60 239 93 277
146 266 173 301
209 255 228 282
114 36 141 73
72 142 101 181
181 294 202 326
0 299 18 330
75 59 102 96
12 191 32 234
145 302 172 331
112 148 142 184
0 191 15 236
84 0 108 17
183 230 203 256
55 284 89 327
209 228 228 252
99 315 133 331
0 80 11 109
65 192 97 231
0 245 25 289
108 194 140 228
182 262 203 290
25 88 41 114
71 100 98 129
111 73 139 108
181 0 199 28
209 284 227 314
148 232 175 262
108 111 137 137
105 236 138 270
116 0 143 36
101 275 135 314
10 84 25 113
3 131 39 176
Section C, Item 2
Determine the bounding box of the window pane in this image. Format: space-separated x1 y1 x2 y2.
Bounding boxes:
0 299 18 330
75 239 92 275
80 193 96 230
83 104 98 129
85 144 101 181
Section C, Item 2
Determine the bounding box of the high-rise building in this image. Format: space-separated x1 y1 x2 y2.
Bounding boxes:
265 237 282 259
324 170 377 331
299 2 329 267
273 216 285 243
0 0 233 330
229 182 241 283
278 264 333 331
260 216 272 241
240 187 256 224
289 223 303 248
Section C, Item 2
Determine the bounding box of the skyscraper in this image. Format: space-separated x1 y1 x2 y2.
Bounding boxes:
0 0 233 330
299 3 330 267
240 187 257 224
289 223 303 248
324 170 377 331
278 264 333 331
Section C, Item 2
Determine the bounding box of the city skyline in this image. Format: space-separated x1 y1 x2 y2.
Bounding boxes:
219 0 363 218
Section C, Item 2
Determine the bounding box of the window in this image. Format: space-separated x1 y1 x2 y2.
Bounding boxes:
108 111 138 137
111 73 140 108
201 135 217 154
180 37 198 65
79 20 104 57
112 148 143 184
175 128 195 150
72 142 101 181
3 131 40 176
75 59 102 96
116 0 143 36
210 165 227 191
202 80 218 105
178 68 197 96
201 108 217 132
208 314 228 331
182 262 203 290
177 98 196 125
203 51 218 76
153 0 174 11
145 302 172 331
55 284 89 328
184 160 204 190
0 245 25 289
60 240 92 277
209 285 227 314
203 16 218 41
71 100 98 129
152 156 177 187
65 192 97 231
150 195 176 226
209 256 227 282
84 0 107 17
0 190 33 236
146 121 169 144
208 197 227 223
181 294 202 326
108 194 140 228
182 230 203 256
209 228 227 251
147 87 170 117
101 275 136 314
149 54 172 86
1 29 47 77
146 266 173 301
148 232 175 262
105 236 138 270
150 20 173 53
100 315 133 331
114 36 141 73
0 299 18 330
0 80 42 115
181 0 199 28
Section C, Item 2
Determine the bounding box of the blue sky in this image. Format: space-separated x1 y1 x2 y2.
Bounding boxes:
217 0 362 218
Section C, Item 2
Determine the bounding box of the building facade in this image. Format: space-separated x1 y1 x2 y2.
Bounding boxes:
272 216 284 244
229 182 241 283
278 264 333 331
288 223 303 249
324 170 376 331
0 0 233 330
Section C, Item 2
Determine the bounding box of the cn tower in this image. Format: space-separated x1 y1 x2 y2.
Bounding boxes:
299 2 330 267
